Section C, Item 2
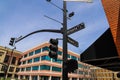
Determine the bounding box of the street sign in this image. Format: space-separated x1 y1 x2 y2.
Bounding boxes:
67 23 85 35
63 0 92 3
67 37 79 47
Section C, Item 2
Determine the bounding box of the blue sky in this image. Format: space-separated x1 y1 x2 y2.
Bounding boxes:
0 0 109 54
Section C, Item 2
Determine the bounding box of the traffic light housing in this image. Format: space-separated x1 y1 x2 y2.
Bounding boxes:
48 38 58 60
117 72 120 78
66 59 78 73
69 12 74 17
9 38 15 46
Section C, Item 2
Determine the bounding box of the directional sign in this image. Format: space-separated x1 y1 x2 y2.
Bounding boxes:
67 23 85 35
67 37 79 47
63 0 93 3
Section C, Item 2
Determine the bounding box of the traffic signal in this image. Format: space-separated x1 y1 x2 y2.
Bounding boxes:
48 38 58 60
69 12 74 17
66 59 78 73
117 72 120 78
46 0 51 2
9 38 15 46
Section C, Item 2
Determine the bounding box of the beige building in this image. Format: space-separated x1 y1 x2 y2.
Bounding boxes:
17 42 91 80
90 66 119 80
0 46 22 79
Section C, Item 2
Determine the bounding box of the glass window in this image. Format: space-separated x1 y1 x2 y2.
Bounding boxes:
11 57 16 64
40 65 50 70
78 64 83 68
28 59 32 63
9 67 14 72
52 66 61 72
26 67 31 71
23 61 26 64
32 66 39 70
57 51 62 55
41 76 49 80
24 54 27 58
71 56 77 60
41 56 51 61
21 68 25 71
32 76 38 80
42 46 49 52
67 54 70 58
4 55 9 63
29 52 33 56
52 59 62 64
34 57 40 62
35 49 41 54
51 77 60 80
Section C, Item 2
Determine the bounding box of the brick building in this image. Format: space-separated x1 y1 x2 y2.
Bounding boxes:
102 0 120 56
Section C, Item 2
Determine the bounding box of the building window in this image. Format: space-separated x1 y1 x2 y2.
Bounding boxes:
0 52 4 56
41 56 51 61
29 52 33 56
32 76 38 80
41 76 49 80
71 56 77 60
16 68 20 72
72 78 77 80
35 49 41 54
52 66 61 72
28 59 32 63
78 64 83 68
9 67 14 72
57 51 62 55
24 54 27 58
21 68 25 71
26 67 31 71
32 66 39 70
34 57 40 62
52 59 62 64
18 58 21 65
11 57 16 64
67 54 70 58
23 61 26 64
4 55 9 63
42 46 49 52
40 65 50 70
51 77 60 80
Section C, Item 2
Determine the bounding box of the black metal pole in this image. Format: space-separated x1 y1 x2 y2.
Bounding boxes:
62 1 68 80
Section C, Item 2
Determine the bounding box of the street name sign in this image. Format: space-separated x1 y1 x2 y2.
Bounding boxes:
67 22 85 35
67 37 79 47
63 0 92 3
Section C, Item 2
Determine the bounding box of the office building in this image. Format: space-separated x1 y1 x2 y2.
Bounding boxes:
17 42 91 80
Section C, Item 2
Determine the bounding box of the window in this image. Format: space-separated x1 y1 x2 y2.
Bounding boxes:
40 65 50 70
57 51 62 55
34 57 40 62
32 66 39 70
41 56 51 61
28 59 32 63
16 68 20 72
52 66 61 72
35 49 41 54
67 54 70 58
29 52 33 56
71 56 77 60
51 77 60 80
78 64 83 68
41 76 49 80
18 58 21 65
0 52 4 56
24 54 27 58
42 46 49 52
26 67 31 71
11 57 16 64
21 68 25 71
4 55 9 63
9 67 14 72
23 61 26 64
52 59 62 64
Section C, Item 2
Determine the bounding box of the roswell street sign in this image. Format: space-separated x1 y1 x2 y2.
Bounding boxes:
67 22 85 35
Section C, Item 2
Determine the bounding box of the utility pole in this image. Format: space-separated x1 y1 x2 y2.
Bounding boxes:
62 1 68 80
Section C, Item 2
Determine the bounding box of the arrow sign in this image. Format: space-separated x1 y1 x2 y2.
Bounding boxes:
67 23 85 35
67 37 79 47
